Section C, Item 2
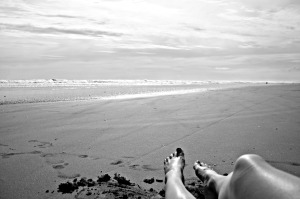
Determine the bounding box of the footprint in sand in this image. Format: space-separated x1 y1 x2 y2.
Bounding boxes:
40 153 55 158
40 153 69 171
128 164 161 171
78 155 88 158
40 152 99 179
129 164 140 170
52 165 65 170
57 172 81 179
47 158 69 170
41 154 76 178
52 162 69 170
1 152 24 159
122 156 135 159
28 140 53 149
45 159 63 164
1 151 42 159
142 165 161 171
110 160 123 165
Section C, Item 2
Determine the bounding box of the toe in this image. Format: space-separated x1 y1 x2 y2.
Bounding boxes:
165 157 170 164
169 153 174 159
176 148 184 157
193 160 200 169
174 151 177 157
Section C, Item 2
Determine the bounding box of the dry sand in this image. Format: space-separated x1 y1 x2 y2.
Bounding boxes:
0 84 300 199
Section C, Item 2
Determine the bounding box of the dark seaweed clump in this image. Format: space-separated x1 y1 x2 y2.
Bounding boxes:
156 179 163 183
97 174 111 183
143 177 155 184
113 173 134 186
58 173 134 194
58 176 99 194
58 182 78 194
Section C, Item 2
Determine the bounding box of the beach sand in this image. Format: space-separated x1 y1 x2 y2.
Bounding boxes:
0 84 299 199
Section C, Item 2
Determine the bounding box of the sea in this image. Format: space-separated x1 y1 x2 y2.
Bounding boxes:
0 79 287 105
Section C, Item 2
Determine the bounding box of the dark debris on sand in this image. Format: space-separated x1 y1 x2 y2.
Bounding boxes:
113 173 134 186
97 174 111 183
143 177 163 184
57 173 205 199
58 181 78 194
143 177 155 184
185 178 206 199
57 173 161 198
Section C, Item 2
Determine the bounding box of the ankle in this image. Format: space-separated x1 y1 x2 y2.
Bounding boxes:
207 175 227 194
195 169 219 189
166 168 182 177
166 169 184 183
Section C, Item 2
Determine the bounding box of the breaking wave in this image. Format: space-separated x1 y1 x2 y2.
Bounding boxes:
0 79 294 88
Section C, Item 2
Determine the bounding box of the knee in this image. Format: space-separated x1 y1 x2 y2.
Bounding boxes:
234 154 264 172
229 155 268 198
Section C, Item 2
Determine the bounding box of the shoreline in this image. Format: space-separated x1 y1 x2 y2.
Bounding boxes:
0 82 287 105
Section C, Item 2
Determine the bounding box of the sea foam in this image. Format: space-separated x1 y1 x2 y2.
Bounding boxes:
100 88 209 100
0 79 294 88
0 79 209 87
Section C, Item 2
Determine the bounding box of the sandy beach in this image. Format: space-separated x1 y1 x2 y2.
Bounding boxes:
0 83 300 199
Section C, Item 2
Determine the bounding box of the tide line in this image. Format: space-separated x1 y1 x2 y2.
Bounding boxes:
99 88 211 100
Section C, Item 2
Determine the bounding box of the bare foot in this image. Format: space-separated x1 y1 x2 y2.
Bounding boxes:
164 148 185 183
193 160 220 188
193 161 220 199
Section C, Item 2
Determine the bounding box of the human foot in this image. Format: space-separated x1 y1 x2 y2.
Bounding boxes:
164 148 185 182
193 161 219 186
194 161 220 199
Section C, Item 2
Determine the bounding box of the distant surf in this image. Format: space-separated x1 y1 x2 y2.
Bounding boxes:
0 79 295 88
0 79 211 87
100 88 209 100
0 80 292 105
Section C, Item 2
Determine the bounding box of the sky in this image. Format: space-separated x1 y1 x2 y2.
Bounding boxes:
0 0 300 81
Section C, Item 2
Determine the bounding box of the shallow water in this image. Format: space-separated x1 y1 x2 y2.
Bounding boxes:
0 80 267 105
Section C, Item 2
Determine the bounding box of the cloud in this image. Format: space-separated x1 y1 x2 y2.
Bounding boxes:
239 0 300 10
40 55 64 59
96 50 116 53
135 52 155 55
0 6 23 15
0 23 123 37
195 45 223 50
239 41 261 49
117 44 184 50
215 67 230 70
187 26 206 32
38 14 81 19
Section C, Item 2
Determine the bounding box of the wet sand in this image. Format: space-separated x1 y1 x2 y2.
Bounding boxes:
0 84 300 199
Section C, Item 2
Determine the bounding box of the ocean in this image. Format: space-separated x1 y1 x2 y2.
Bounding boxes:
0 79 281 105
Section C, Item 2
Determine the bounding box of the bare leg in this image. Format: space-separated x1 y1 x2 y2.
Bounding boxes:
164 148 196 199
194 154 300 199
